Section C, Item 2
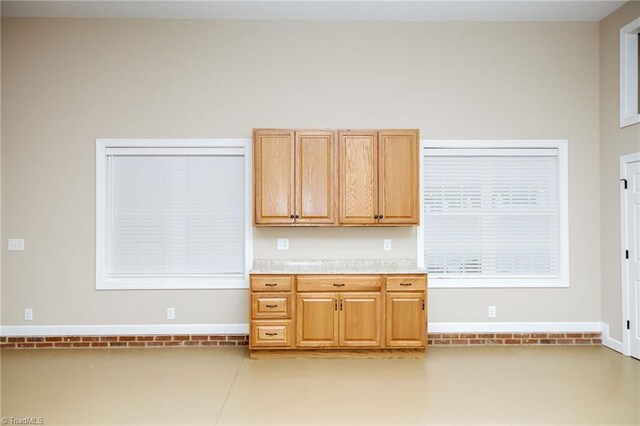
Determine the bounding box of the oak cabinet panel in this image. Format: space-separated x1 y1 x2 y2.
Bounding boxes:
386 293 427 348
251 320 294 348
338 131 378 224
296 293 339 347
254 130 295 224
296 275 382 292
250 275 293 292
378 130 419 224
251 293 292 319
296 131 337 224
339 293 382 347
385 275 427 292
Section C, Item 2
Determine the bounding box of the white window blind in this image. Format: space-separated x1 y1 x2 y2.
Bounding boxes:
423 148 561 280
104 147 245 284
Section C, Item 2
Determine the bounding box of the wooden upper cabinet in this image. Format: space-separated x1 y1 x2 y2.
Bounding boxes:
378 130 419 224
254 128 419 226
338 131 378 224
254 130 295 224
254 129 337 226
295 131 337 224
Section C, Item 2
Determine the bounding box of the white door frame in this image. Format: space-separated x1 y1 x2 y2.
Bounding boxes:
620 152 640 356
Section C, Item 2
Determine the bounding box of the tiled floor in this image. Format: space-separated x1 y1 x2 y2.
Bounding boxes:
1 346 639 425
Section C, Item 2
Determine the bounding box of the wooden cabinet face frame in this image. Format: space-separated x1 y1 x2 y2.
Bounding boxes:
254 129 337 226
254 128 419 227
251 273 427 353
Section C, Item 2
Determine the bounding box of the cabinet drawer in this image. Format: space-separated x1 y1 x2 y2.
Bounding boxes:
386 276 427 291
251 293 292 319
250 275 293 292
251 320 293 348
297 275 382 292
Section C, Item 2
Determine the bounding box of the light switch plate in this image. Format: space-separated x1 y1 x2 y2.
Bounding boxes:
488 306 497 318
277 239 289 250
24 308 33 321
8 239 25 251
383 239 392 251
167 307 175 320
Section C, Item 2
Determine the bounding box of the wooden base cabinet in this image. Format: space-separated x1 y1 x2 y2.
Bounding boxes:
386 293 427 347
250 274 427 357
339 293 382 347
296 293 339 347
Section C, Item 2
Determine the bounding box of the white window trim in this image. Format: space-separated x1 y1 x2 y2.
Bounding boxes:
417 139 569 288
620 16 640 128
95 138 253 290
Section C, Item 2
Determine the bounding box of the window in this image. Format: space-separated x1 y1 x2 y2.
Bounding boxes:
418 140 569 288
620 16 640 127
96 139 252 290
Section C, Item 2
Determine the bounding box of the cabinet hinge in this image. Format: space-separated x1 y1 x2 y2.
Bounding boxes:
422 300 425 311
621 178 628 189
627 320 631 330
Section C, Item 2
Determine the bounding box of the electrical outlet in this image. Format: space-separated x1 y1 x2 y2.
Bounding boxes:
488 306 497 318
167 307 175 320
24 308 33 321
383 239 392 251
8 239 25 251
277 239 289 250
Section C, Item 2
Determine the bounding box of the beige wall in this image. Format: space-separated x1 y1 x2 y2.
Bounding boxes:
600 2 640 341
1 18 601 327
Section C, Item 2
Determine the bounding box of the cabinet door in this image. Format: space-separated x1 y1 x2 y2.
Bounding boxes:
338 131 378 224
295 131 337 224
378 130 419 224
296 293 338 347
253 129 295 224
385 293 426 348
338 293 382 347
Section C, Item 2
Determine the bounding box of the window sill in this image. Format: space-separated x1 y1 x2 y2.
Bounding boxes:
428 278 569 289
620 114 640 128
96 277 248 290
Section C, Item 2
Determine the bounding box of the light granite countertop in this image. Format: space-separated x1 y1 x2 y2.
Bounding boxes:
250 259 427 275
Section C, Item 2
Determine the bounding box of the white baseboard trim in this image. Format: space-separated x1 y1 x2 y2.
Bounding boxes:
0 323 249 337
600 323 624 353
428 322 602 333
2 321 602 337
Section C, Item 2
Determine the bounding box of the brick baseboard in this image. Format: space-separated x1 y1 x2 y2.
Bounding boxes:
428 332 602 346
0 335 249 349
1 332 602 349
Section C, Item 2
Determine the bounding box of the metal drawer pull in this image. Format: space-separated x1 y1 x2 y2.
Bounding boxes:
400 283 412 286
265 304 278 308
265 332 278 336
264 283 278 287
333 283 345 287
